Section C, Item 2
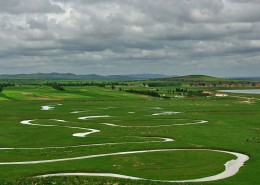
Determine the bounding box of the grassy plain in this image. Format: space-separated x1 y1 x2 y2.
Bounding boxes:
0 83 259 185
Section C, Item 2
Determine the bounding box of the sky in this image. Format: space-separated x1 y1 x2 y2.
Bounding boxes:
0 0 259 77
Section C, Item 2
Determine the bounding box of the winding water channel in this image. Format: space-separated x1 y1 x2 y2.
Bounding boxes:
0 104 249 183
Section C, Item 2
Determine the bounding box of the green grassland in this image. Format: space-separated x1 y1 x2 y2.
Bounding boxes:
0 86 141 100
0 81 259 185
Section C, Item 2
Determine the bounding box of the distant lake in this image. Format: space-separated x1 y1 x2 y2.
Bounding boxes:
218 89 260 94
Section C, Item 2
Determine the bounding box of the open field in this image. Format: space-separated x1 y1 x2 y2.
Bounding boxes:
0 86 141 100
0 83 259 185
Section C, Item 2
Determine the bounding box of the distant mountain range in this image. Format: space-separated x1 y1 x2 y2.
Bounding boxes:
0 73 172 80
0 73 258 81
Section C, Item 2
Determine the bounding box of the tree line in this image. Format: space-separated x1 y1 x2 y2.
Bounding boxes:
125 89 160 97
44 81 128 87
0 83 15 92
45 82 65 91
144 82 181 87
190 81 260 87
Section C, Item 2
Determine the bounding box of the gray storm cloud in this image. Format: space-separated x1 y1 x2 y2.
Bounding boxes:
0 0 259 76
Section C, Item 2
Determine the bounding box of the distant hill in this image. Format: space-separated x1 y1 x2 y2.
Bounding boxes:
231 77 260 81
162 75 231 82
0 73 171 80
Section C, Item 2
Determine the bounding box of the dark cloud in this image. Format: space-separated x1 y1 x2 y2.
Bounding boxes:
0 0 259 76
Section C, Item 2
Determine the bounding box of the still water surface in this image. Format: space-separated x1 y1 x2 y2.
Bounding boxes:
218 89 260 94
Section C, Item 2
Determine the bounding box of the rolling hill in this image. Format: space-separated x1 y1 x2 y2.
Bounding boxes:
162 75 231 82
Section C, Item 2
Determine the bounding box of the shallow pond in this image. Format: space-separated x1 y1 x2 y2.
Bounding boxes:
218 89 260 94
